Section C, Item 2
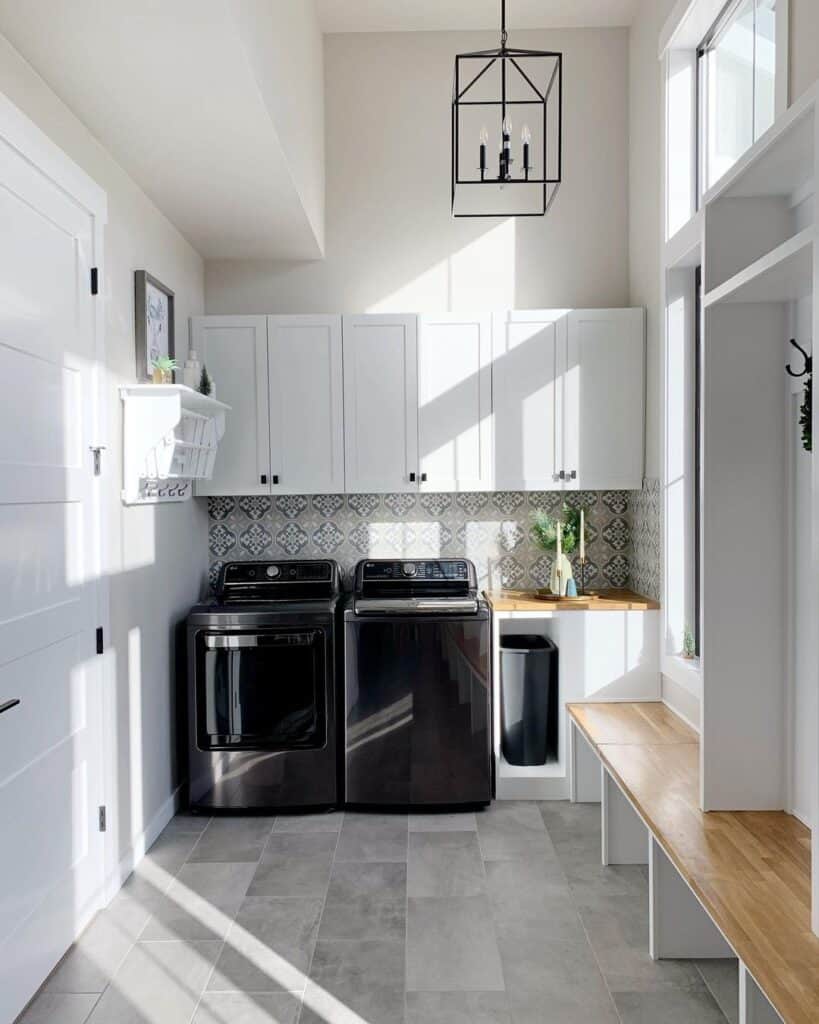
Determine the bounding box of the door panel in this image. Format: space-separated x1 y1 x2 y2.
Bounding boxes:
342 315 418 493
0 113 104 1023
193 316 270 495
492 311 564 490
268 316 344 494
566 309 645 491
419 314 492 492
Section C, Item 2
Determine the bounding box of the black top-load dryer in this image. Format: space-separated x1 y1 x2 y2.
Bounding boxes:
343 558 491 809
186 560 342 812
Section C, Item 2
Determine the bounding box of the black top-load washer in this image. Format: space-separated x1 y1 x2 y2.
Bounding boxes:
186 560 342 812
344 558 491 809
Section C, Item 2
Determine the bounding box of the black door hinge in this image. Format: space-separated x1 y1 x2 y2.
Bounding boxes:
98 806 107 832
90 267 99 295
96 627 104 654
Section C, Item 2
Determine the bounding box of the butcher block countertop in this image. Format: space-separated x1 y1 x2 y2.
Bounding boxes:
484 588 660 612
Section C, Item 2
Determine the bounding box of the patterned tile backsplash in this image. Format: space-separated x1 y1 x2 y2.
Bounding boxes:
207 490 645 594
631 478 661 602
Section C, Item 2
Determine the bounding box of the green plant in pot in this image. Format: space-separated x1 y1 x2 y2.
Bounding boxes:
532 506 580 596
151 355 178 384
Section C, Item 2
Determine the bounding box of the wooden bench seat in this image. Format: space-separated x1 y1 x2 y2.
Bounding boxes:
567 701 816 1024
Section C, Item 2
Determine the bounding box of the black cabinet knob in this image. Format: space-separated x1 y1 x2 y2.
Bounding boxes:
260 474 267 485
273 475 279 485
409 472 416 482
420 472 427 482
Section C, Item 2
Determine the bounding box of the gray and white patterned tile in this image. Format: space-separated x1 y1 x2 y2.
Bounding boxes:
492 491 525 515
239 522 273 557
497 556 525 588
499 521 526 552
276 522 309 556
275 494 309 518
602 555 630 588
238 495 271 520
456 492 489 515
312 493 345 517
384 492 417 517
419 493 452 516
564 491 599 511
312 521 345 554
208 496 235 521
602 518 630 552
348 493 381 517
348 522 378 554
209 523 236 558
602 491 630 515
527 492 562 513
528 555 554 589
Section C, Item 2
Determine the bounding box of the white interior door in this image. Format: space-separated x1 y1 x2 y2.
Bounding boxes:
342 315 418 493
565 308 645 491
418 314 493 492
268 315 344 494
0 96 106 1022
492 310 564 491
193 316 270 495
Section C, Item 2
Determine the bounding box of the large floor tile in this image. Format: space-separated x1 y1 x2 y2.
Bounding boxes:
695 960 739 1024
208 897 323 993
134 830 203 884
484 857 576 928
193 991 302 1024
326 860 406 902
318 896 406 943
273 812 344 834
613 987 729 1023
248 834 337 900
85 940 220 1024
335 814 408 862
164 812 212 835
495 919 608 998
17 993 99 1024
301 940 405 1023
405 991 511 1023
477 802 555 861
188 817 275 863
407 832 486 897
45 899 150 994
140 861 256 940
508 988 620 1024
408 812 477 832
406 896 504 992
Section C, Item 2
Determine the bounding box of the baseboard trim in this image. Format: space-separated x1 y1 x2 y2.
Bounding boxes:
103 785 183 903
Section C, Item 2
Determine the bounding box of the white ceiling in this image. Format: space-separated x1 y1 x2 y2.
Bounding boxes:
0 1 324 261
316 0 640 34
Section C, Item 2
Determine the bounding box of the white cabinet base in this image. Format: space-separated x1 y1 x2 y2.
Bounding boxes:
602 767 649 865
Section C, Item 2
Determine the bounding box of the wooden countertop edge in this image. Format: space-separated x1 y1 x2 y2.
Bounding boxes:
484 588 660 612
566 703 817 1024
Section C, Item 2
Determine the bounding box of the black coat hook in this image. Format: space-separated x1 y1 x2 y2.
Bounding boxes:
786 338 811 378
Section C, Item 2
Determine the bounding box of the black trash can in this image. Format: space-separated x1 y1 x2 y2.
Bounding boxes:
500 634 558 766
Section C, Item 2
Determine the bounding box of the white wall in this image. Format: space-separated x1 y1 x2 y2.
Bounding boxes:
206 27 630 315
0 34 208 881
791 0 819 102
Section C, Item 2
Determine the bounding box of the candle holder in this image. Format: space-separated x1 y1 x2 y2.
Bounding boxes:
579 556 586 596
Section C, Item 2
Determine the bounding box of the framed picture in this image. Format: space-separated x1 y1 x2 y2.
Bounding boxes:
134 270 175 380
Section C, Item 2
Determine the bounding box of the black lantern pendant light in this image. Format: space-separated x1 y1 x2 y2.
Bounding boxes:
451 0 563 217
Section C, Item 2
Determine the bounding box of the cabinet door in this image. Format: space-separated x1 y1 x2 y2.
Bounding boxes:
268 315 344 494
193 316 270 495
418 314 493 492
492 310 565 491
565 309 645 491
342 315 418 493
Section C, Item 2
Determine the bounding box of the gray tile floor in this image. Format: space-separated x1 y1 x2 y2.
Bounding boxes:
20 802 739 1024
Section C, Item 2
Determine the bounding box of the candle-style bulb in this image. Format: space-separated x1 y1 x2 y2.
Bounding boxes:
479 125 489 146
521 123 531 144
502 115 512 136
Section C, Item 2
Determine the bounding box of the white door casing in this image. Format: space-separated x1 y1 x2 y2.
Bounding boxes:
267 315 345 495
418 313 493 492
0 91 107 1023
192 315 270 495
342 314 419 494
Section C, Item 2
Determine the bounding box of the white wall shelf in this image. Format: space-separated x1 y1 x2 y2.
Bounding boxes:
121 384 230 505
703 228 815 308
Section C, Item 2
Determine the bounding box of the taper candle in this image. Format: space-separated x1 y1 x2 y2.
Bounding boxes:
579 509 585 561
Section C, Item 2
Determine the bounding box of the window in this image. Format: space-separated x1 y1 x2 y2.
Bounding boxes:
693 266 702 657
698 0 777 193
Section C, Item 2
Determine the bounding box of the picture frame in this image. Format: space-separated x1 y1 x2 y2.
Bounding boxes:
134 270 175 381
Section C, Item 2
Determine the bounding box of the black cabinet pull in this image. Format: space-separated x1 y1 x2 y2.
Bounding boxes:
260 474 267 485
273 475 279 485
409 472 416 482
420 472 428 482
0 699 20 716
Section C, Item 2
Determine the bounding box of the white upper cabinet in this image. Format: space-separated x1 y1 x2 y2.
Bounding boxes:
342 314 419 493
492 310 564 490
418 314 493 492
564 308 645 491
192 315 270 496
267 315 344 494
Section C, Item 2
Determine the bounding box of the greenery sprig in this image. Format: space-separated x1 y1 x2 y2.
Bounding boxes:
531 506 582 555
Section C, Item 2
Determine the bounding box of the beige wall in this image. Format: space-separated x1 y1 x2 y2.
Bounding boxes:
206 27 630 314
790 0 819 102
0 34 208 878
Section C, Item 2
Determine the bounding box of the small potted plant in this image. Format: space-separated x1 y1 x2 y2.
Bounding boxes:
532 506 580 596
197 364 214 397
682 626 696 660
151 355 178 384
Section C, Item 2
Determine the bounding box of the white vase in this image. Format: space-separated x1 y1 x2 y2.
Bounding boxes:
549 553 574 596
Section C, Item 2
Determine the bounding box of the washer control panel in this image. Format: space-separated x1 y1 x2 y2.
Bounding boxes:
360 560 470 582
